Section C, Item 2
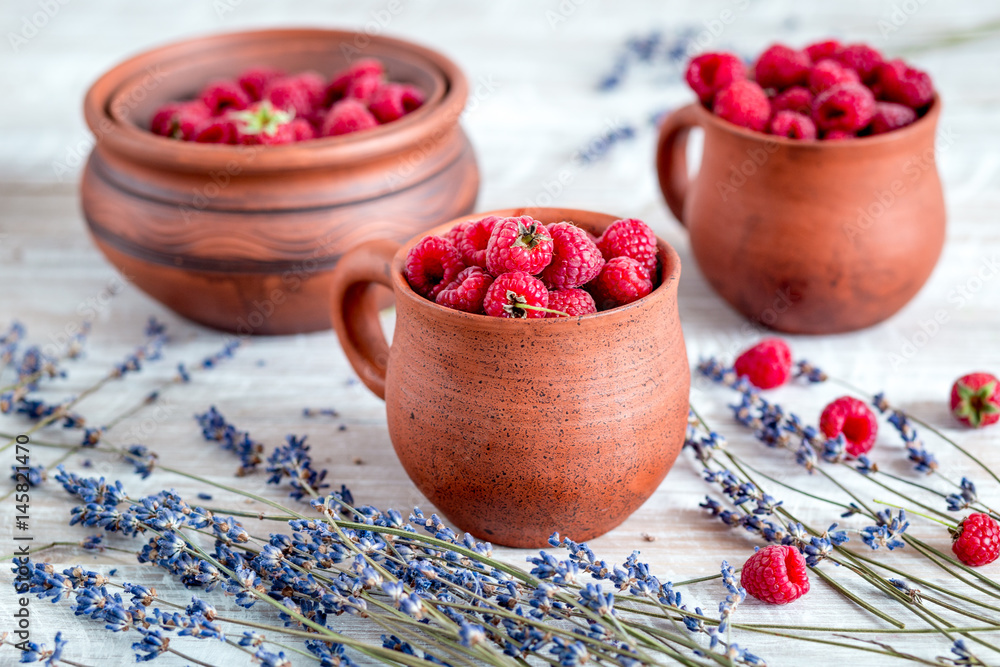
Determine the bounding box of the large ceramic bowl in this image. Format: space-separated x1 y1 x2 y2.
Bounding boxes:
81 28 479 335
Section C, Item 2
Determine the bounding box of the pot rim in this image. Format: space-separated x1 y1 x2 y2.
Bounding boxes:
683 93 941 149
83 27 469 172
388 207 682 328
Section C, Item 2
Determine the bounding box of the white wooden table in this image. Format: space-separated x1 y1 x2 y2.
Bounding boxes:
2 1 1000 665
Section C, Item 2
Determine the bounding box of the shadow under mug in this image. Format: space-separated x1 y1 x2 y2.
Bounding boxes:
329 207 690 548
656 97 946 334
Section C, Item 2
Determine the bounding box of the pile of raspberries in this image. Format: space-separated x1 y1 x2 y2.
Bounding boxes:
685 40 934 140
403 216 661 318
148 58 424 145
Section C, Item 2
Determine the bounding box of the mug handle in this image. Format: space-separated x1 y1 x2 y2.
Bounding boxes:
329 238 400 400
655 103 702 226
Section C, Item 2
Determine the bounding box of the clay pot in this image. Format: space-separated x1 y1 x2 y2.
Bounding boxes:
81 28 479 335
656 98 946 334
329 208 690 548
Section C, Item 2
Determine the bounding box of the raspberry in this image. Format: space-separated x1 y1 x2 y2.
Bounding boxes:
290 118 315 142
485 217 554 276
326 58 386 104
321 99 379 137
713 80 771 132
541 222 605 290
589 257 653 310
403 236 464 300
869 102 917 135
193 118 237 144
804 39 843 62
458 216 500 269
435 266 494 314
265 72 325 117
753 44 811 90
834 44 884 85
684 52 746 105
199 80 250 115
819 396 878 457
444 220 470 248
483 272 549 319
872 59 934 109
950 373 1000 428
824 130 855 141
150 101 211 140
770 86 812 115
344 72 383 104
807 59 859 94
368 83 425 123
768 111 817 140
230 101 296 145
237 67 284 102
733 339 792 389
812 82 876 133
547 289 597 317
596 218 658 278
741 545 810 605
952 513 1000 567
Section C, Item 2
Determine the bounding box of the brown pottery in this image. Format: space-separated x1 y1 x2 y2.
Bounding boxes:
81 28 479 335
329 208 690 548
656 98 946 334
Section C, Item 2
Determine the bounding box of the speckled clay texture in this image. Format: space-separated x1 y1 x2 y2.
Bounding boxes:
330 208 690 548
657 98 945 334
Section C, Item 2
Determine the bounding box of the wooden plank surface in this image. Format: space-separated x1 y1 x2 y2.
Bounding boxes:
1 1 1000 665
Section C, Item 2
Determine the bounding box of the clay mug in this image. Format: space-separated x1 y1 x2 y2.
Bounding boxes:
656 97 946 334
329 208 690 548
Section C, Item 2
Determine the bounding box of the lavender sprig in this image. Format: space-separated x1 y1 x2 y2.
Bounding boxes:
195 407 263 476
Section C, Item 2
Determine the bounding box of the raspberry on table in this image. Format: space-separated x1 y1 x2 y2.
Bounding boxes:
403 236 465 300
872 59 934 109
458 216 500 269
869 102 917 135
733 338 792 389
541 222 605 290
435 266 494 314
819 396 878 457
754 44 811 90
151 101 212 140
547 289 597 317
807 59 860 94
369 83 425 123
811 82 876 133
741 545 810 604
321 99 379 137
952 513 1000 567
325 58 386 104
768 111 817 140
950 372 1000 428
238 67 285 102
684 52 746 105
485 217 554 276
596 218 658 278
833 44 884 85
713 80 771 133
588 256 653 310
199 80 251 115
483 272 549 319
770 86 813 115
804 39 843 62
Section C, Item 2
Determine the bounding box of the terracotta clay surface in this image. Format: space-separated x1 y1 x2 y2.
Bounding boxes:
80 28 479 335
329 208 690 548
656 99 946 334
